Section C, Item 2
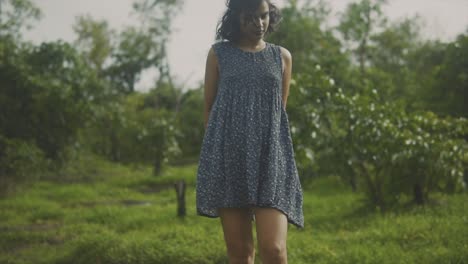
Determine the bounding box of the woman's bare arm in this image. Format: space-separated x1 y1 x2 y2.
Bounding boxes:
280 46 292 111
204 47 219 129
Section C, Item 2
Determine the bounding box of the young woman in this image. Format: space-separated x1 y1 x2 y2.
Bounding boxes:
196 0 304 263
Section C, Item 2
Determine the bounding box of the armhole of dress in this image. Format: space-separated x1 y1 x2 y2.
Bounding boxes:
211 43 222 75
277 45 285 75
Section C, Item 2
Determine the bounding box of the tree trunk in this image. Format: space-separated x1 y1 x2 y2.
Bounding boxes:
110 128 119 162
358 161 381 207
153 158 162 176
413 183 424 205
349 169 357 192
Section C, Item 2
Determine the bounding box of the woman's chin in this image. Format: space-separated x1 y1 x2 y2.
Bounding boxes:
251 33 264 41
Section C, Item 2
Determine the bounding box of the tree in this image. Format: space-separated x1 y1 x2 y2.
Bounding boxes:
368 17 422 99
434 33 468 117
0 40 104 160
337 0 387 90
268 0 349 86
105 26 162 93
104 0 183 93
407 32 468 118
73 14 114 75
0 0 41 39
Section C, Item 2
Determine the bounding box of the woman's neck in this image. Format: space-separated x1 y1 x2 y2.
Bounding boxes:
234 38 265 52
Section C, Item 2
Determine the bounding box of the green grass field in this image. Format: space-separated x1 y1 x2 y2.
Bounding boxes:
1 159 467 264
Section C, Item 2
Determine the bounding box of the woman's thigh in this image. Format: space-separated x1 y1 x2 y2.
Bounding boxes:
218 207 255 253
253 207 288 249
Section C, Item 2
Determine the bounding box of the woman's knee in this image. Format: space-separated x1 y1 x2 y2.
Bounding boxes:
259 241 287 260
226 240 255 260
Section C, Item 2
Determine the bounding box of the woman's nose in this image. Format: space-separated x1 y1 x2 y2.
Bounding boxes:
253 17 262 28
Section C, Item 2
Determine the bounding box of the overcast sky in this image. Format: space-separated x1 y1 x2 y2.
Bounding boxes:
24 0 468 91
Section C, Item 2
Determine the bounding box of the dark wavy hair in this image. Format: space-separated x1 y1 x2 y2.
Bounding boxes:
216 0 282 42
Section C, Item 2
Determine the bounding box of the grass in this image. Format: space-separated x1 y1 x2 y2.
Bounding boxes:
0 158 467 263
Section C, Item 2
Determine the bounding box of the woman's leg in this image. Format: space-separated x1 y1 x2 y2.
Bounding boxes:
218 207 256 264
253 207 288 264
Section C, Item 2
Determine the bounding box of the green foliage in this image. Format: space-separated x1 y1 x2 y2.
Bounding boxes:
103 0 183 93
0 0 186 188
337 0 388 81
366 17 422 101
338 0 387 43
73 14 114 73
0 135 48 195
274 0 467 208
105 26 165 93
174 85 204 159
2 0 467 214
0 38 104 160
289 64 468 208
0 0 42 38
267 1 349 86
84 92 180 175
145 82 181 111
431 33 468 117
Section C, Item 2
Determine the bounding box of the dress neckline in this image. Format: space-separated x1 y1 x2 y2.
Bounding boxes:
229 41 269 54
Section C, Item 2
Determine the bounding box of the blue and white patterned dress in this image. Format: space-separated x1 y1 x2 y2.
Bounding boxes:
196 40 304 229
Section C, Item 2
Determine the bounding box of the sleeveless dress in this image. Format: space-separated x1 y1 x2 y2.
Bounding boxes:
195 40 304 229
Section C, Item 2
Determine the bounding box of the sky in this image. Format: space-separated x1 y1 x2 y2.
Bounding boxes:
24 0 468 92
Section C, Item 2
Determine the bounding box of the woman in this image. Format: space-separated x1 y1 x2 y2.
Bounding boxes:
196 0 304 263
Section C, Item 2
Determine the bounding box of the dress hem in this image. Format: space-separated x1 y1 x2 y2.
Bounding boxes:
196 204 304 229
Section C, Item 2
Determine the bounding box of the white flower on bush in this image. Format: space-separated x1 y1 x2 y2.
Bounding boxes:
291 126 297 134
305 148 314 160
299 87 306 95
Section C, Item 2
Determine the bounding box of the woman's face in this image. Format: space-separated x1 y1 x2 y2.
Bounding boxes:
239 0 270 41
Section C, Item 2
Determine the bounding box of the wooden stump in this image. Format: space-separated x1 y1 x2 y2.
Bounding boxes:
174 180 186 217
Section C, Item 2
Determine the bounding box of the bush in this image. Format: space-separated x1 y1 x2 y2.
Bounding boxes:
288 65 468 209
0 135 49 195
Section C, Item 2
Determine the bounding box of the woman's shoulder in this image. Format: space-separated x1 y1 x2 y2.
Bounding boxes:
211 40 230 49
209 40 231 56
273 44 291 59
267 43 292 64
